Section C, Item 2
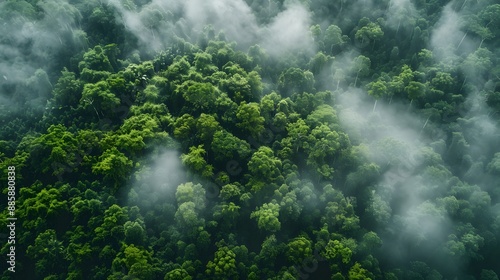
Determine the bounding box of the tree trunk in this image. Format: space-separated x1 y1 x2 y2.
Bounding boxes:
460 0 468 10
372 99 378 113
456 32 468 50
460 75 467 91
92 105 100 120
479 38 485 48
422 116 430 129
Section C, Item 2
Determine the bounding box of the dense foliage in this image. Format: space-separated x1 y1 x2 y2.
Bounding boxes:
1 0 499 279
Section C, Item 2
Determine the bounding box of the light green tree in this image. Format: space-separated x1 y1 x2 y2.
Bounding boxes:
286 236 313 264
180 145 214 178
250 202 281 232
236 102 265 137
205 244 238 279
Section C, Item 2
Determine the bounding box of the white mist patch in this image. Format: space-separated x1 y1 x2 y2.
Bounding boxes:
338 87 424 147
108 0 176 51
337 87 453 263
108 0 315 58
385 0 417 32
337 88 428 190
261 4 315 57
127 149 187 207
0 0 85 111
183 0 260 47
429 3 476 65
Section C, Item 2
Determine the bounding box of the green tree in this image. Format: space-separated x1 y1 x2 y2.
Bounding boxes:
94 204 128 246
282 118 310 155
124 221 146 245
348 262 372 280
464 15 494 48
323 239 352 264
194 52 216 74
180 145 214 178
257 234 283 264
286 236 313 264
359 232 382 254
112 244 154 279
367 80 388 112
323 24 345 53
462 48 493 79
78 45 114 72
205 244 238 279
355 22 384 49
219 202 241 223
250 202 281 232
308 52 333 77
260 91 281 122
487 153 500 175
481 269 499 280
80 81 120 119
480 4 500 29
92 147 133 188
405 81 426 106
222 72 252 103
305 103 338 128
306 124 341 178
196 113 222 143
247 147 282 191
180 82 219 113
174 114 196 141
322 199 360 234
279 189 302 221
26 229 66 276
20 185 69 232
236 102 265 137
220 184 242 201
211 130 252 163
32 124 79 178
164 268 192 280
175 202 204 233
352 55 371 87
175 182 206 211
278 67 315 96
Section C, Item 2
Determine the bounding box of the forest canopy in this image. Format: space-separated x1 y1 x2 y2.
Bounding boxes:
1 0 500 279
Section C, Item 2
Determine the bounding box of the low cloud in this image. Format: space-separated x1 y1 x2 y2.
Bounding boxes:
429 3 475 65
337 87 454 269
108 0 315 57
0 0 85 113
127 149 186 207
385 0 418 32
260 3 315 57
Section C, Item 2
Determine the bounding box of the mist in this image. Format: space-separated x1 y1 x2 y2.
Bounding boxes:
0 0 85 116
126 149 187 208
337 86 455 268
260 3 315 57
429 2 500 192
429 3 477 66
385 0 418 33
329 1 500 276
2 0 499 278
108 0 315 57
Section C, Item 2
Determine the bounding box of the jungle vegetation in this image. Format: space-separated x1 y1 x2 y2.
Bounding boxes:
1 0 500 279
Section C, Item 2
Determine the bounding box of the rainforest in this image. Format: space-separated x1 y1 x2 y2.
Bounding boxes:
1 0 500 279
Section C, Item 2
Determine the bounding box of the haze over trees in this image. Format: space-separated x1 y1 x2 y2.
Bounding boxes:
1 0 499 279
